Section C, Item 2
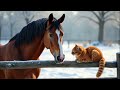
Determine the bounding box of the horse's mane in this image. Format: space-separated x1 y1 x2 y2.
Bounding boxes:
9 17 62 47
9 18 48 47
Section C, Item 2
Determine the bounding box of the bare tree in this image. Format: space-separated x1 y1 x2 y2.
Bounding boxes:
22 11 35 25
6 11 16 38
0 12 4 40
112 11 120 45
79 11 115 43
112 11 120 29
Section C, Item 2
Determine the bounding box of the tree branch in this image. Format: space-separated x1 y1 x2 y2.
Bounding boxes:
29 15 34 23
104 11 115 20
22 11 30 18
104 11 110 15
22 11 26 18
105 18 120 23
90 11 101 21
80 16 99 24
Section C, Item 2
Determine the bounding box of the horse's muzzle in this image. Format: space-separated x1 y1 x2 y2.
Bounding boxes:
57 54 65 63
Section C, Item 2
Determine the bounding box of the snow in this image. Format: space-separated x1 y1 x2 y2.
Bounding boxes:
0 40 119 79
39 41 119 79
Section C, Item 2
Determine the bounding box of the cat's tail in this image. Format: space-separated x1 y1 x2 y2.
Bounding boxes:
96 58 106 78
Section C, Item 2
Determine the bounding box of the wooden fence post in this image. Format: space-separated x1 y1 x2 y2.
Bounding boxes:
117 52 120 79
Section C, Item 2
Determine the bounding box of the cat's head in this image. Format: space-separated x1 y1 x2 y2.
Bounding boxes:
71 44 84 55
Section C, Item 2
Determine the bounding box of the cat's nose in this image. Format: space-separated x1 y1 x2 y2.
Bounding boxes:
72 52 75 55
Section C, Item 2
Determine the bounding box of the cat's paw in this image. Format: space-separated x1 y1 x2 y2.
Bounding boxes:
75 59 82 63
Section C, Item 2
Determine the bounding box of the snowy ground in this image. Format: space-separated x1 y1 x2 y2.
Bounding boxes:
0 40 120 79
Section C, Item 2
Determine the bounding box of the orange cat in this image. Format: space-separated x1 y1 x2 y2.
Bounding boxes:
71 44 106 78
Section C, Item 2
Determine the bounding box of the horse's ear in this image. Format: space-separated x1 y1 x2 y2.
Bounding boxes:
58 14 65 23
48 13 53 24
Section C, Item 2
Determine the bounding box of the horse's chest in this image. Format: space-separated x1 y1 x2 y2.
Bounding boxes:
6 68 40 79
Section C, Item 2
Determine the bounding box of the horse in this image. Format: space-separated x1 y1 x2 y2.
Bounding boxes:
0 13 65 79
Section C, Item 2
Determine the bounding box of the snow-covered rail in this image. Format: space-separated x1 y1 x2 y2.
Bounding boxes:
0 52 120 79
0 61 117 69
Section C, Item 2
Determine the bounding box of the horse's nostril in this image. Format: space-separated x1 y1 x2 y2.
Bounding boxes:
57 55 65 62
57 56 60 61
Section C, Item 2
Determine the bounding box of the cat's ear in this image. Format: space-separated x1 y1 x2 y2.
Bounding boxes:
75 44 78 47
76 46 80 51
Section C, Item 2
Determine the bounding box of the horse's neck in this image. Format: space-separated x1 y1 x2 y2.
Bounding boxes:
0 45 3 60
0 41 17 61
0 38 45 61
19 38 45 60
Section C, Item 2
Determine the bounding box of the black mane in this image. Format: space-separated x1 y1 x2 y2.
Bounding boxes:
9 18 48 47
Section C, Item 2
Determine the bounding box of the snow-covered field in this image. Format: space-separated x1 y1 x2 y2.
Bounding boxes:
0 40 120 79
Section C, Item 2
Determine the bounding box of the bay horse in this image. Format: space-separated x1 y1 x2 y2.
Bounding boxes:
0 13 65 79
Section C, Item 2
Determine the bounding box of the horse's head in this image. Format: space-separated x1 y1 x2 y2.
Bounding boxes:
44 13 65 64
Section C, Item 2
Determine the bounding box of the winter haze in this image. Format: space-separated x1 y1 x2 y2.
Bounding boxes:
0 11 120 78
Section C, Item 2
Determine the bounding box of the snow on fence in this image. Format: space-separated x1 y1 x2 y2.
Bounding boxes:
0 52 120 79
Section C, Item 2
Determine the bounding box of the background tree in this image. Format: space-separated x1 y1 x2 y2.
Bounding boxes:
79 11 115 43
112 11 120 45
112 11 120 29
6 11 16 38
22 11 35 25
0 12 4 40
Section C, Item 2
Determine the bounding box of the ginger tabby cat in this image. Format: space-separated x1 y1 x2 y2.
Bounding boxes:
71 44 106 78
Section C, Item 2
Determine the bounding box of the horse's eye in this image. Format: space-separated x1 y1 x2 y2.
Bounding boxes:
50 34 53 37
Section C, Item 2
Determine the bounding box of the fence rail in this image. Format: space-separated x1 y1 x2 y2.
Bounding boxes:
0 52 120 79
0 61 117 69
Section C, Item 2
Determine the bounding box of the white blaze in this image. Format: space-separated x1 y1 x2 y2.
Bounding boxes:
56 30 64 59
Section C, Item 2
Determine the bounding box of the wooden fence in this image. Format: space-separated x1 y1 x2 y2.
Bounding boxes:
0 52 120 79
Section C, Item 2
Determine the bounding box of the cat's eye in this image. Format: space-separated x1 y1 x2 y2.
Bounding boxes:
76 47 80 51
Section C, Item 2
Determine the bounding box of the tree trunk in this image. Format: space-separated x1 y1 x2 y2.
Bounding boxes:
10 25 13 38
98 21 104 43
25 18 30 25
10 23 13 38
0 26 1 40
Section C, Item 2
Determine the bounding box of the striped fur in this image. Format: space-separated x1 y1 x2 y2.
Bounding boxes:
72 44 106 78
96 58 105 78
